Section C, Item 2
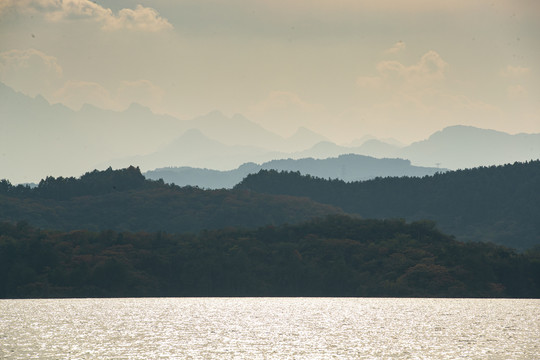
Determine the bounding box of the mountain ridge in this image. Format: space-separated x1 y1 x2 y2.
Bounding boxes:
2 82 539 183
235 160 540 250
144 154 446 189
0 166 343 233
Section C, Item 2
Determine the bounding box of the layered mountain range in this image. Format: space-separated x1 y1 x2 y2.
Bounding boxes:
2 82 539 185
144 154 445 189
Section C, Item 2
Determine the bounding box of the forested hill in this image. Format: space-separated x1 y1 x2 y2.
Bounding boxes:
235 161 540 250
0 167 342 233
1 166 157 199
2 216 539 298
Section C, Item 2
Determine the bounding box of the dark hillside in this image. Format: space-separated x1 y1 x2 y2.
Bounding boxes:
235 161 540 249
0 167 342 233
1 216 538 298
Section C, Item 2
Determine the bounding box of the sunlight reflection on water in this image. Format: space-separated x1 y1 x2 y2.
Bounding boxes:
1 298 539 359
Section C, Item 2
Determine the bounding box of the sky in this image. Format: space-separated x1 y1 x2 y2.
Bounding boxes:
1 0 539 144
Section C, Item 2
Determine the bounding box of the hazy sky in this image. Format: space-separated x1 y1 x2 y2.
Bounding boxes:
1 0 539 143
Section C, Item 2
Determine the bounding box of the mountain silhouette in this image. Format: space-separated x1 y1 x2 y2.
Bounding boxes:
0 166 343 233
3 82 539 183
400 125 540 169
106 128 274 171
145 154 445 189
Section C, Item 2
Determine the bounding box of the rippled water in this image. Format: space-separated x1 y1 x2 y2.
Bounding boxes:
1 298 539 359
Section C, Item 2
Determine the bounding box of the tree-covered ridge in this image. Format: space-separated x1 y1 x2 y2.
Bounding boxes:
235 161 540 249
0 167 343 233
0 166 158 199
1 216 538 299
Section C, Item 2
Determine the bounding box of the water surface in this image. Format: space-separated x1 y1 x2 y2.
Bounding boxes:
1 298 538 359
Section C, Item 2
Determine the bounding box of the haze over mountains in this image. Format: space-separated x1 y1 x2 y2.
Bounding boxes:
145 155 444 189
2 82 539 184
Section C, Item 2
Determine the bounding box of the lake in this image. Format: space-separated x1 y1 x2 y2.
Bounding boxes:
1 298 538 359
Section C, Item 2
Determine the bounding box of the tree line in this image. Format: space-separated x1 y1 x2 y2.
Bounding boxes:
235 160 540 249
1 216 539 298
0 167 342 233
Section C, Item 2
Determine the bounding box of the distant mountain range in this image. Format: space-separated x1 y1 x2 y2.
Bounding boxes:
145 154 445 189
177 111 329 152
2 82 539 183
399 126 540 169
283 126 540 170
116 124 540 177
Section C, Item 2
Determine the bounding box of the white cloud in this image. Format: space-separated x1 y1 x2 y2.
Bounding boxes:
507 84 528 100
351 50 514 141
0 0 54 15
247 91 325 135
46 0 112 22
104 5 173 32
0 48 63 97
384 41 406 54
500 66 531 101
253 91 321 112
51 79 167 111
0 0 172 32
116 80 165 109
356 76 383 89
0 48 167 112
500 65 530 78
379 50 447 84
358 50 448 93
52 80 115 110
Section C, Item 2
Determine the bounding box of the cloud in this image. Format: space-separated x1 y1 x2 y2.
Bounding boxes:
116 80 165 109
250 91 324 121
50 79 168 112
500 65 530 78
1 0 172 32
384 41 406 54
247 91 325 135
507 84 528 100
0 47 166 112
351 50 514 141
358 50 448 92
381 50 447 82
254 91 321 112
0 0 58 14
104 5 173 32
52 80 115 110
0 48 63 97
356 76 383 89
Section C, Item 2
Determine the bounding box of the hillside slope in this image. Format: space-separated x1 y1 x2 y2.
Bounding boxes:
0 167 342 233
235 161 540 249
2 216 538 298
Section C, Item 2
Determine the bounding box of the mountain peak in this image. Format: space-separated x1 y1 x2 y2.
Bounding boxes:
80 103 102 112
290 126 326 139
126 102 152 114
34 94 50 106
231 113 249 122
181 128 206 138
425 125 510 144
199 110 226 120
